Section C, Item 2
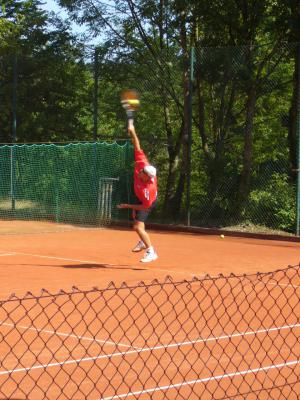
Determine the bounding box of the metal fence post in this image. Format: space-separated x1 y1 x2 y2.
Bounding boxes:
296 44 300 235
93 47 99 141
186 47 195 226
11 53 17 212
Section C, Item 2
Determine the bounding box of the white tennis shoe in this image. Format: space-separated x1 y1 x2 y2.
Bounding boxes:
132 240 146 252
140 247 158 263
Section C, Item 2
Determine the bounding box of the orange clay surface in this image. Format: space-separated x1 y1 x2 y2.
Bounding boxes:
0 220 299 297
0 221 299 399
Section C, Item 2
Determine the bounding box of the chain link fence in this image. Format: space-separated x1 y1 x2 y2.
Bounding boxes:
0 265 299 399
0 142 133 226
188 43 298 234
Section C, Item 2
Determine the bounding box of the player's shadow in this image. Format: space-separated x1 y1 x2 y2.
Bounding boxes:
62 263 146 271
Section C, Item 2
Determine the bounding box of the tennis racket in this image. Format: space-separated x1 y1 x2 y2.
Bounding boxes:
121 89 140 129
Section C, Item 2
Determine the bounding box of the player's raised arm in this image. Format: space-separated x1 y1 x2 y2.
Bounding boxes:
128 125 141 151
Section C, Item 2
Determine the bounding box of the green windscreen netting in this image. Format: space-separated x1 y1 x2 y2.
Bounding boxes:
0 142 134 226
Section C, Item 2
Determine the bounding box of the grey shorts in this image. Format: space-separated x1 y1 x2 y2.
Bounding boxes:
134 199 157 222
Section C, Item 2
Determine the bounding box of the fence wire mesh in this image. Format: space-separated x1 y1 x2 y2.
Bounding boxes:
0 142 133 226
189 43 298 233
0 265 299 399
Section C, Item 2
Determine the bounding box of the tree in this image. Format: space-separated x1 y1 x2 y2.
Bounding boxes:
191 0 294 220
0 0 93 143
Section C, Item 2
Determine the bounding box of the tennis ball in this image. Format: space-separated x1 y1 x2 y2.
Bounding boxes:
127 99 140 105
220 234 225 239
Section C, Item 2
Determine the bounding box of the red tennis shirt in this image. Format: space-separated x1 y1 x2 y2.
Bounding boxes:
134 149 157 208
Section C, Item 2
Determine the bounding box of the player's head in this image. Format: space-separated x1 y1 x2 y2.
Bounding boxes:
139 165 156 182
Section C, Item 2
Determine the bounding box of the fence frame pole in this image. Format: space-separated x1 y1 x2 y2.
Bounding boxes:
296 44 300 235
11 53 17 212
93 47 99 141
186 47 195 226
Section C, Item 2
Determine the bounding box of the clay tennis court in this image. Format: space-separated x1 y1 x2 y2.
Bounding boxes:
0 220 300 295
0 221 299 399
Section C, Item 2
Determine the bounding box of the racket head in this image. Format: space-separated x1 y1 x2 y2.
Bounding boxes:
121 89 140 112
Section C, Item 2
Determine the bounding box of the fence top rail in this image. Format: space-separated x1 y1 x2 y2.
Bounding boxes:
0 140 131 148
0 263 298 304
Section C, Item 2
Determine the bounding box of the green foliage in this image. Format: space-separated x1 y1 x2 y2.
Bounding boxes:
0 0 93 143
248 173 296 232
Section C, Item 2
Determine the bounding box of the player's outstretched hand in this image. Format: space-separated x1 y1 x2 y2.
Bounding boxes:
117 203 129 209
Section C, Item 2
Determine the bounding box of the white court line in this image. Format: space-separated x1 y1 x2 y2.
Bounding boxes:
267 282 300 289
1 322 137 350
0 322 299 376
99 359 300 400
6 251 115 266
0 253 15 256
6 251 194 277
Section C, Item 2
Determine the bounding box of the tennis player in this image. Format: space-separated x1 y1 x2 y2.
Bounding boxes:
117 124 158 263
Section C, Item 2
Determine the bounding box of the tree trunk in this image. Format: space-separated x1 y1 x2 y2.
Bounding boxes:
162 107 181 215
170 74 190 218
195 60 210 160
169 6 190 218
237 84 256 211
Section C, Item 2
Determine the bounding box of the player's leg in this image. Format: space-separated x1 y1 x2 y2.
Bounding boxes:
131 200 156 252
133 220 158 262
133 204 158 262
133 220 152 248
131 209 147 252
